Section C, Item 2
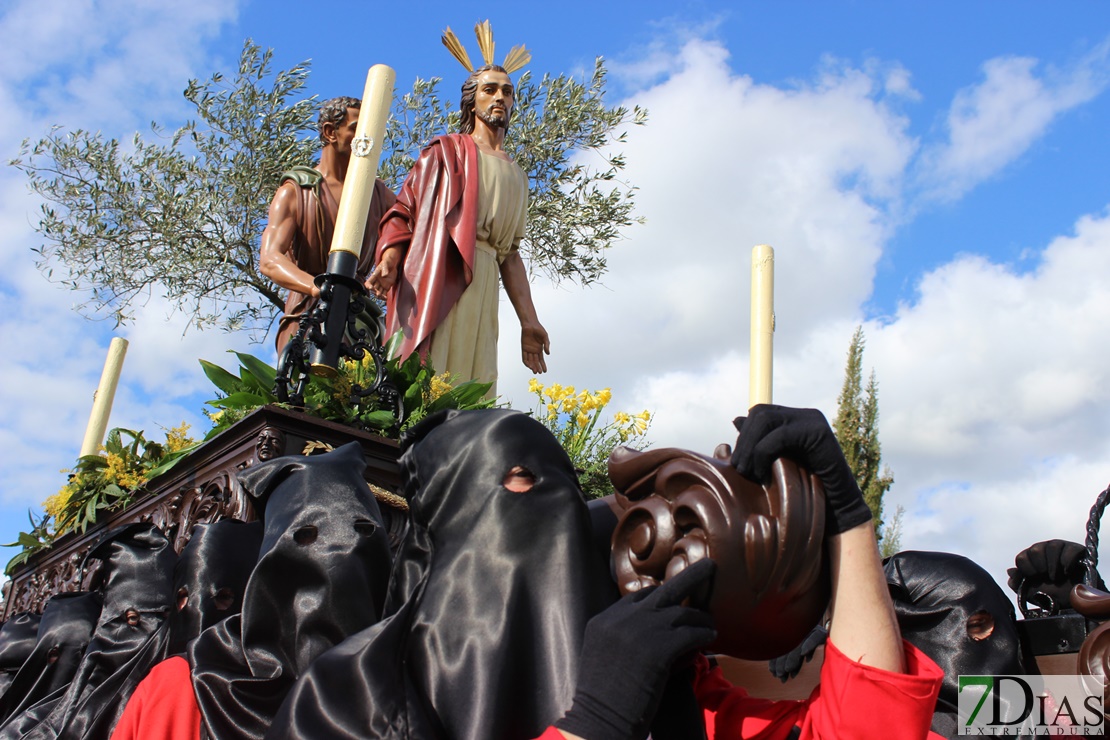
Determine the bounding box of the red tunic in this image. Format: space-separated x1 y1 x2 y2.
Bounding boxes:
539 640 944 740
376 133 479 362
109 656 200 740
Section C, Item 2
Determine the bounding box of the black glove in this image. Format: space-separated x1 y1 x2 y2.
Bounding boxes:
556 559 718 740
731 404 872 535
768 623 828 682
1007 539 1091 612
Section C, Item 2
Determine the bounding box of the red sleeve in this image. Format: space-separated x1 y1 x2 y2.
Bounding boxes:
535 729 567 740
110 656 201 740
694 640 945 740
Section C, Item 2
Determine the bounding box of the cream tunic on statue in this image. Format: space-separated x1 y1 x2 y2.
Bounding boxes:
425 150 528 396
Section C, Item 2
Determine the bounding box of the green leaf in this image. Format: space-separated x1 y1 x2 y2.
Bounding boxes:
84 496 98 524
207 391 268 410
359 410 397 430
233 352 277 396
5 552 30 576
200 358 246 395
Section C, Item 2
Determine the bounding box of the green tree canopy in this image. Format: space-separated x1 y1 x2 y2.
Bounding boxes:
11 40 645 339
833 326 896 544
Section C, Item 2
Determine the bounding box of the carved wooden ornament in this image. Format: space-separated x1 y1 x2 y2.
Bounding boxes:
609 445 830 660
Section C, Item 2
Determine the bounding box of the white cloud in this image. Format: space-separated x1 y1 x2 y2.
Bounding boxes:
499 36 915 451
870 207 1110 587
497 34 1110 601
0 1 244 524
918 41 1110 201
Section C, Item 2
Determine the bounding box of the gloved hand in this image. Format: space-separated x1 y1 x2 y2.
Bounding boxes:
768 623 828 682
1007 539 1091 612
556 559 718 740
731 404 872 535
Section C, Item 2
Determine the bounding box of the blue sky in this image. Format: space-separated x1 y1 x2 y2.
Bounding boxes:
2 0 1109 600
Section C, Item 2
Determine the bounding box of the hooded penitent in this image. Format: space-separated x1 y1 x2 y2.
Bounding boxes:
885 550 1037 739
11 523 177 740
189 442 392 740
268 409 619 740
0 614 43 698
0 594 102 733
168 520 263 656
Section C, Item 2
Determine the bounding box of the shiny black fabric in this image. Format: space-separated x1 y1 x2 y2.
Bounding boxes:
10 523 176 740
886 550 1036 739
269 409 619 740
189 442 392 740
0 593 102 732
169 520 263 655
0 614 42 698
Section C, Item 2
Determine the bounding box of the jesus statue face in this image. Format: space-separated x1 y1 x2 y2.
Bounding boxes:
473 69 515 130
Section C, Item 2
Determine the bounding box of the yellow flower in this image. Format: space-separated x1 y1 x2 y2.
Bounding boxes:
528 378 543 394
546 402 559 420
597 388 612 406
562 396 579 413
545 383 563 402
576 411 590 428
427 373 453 403
43 484 76 519
614 411 631 425
104 452 145 491
164 422 195 453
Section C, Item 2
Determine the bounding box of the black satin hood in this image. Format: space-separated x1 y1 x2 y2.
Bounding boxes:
190 442 392 740
0 613 42 696
269 409 618 740
0 594 101 729
886 550 1035 738
8 522 176 740
169 519 263 655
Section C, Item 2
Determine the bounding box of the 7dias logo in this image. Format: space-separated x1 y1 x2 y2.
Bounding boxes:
958 675 1105 735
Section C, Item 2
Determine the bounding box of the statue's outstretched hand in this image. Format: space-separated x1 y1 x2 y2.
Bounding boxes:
367 247 401 299
521 321 550 374
731 404 872 535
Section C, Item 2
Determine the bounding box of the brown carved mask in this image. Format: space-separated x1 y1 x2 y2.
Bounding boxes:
609 445 830 660
255 427 286 462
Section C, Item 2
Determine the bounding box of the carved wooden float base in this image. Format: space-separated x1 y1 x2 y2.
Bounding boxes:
1 406 402 619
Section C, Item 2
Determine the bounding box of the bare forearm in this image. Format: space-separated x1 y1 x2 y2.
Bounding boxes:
826 522 905 672
499 251 540 323
260 254 318 297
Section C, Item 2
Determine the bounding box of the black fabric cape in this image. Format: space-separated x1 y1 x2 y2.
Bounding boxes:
168 519 263 656
189 442 392 740
886 550 1038 739
269 409 619 740
0 614 43 699
0 593 102 735
11 523 177 740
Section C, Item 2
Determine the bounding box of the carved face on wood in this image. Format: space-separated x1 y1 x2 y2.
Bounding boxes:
608 445 830 660
255 427 286 462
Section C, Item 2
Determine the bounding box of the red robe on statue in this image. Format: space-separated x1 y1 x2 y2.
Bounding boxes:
376 133 479 362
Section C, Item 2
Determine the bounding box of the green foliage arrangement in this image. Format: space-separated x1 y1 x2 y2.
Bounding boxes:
527 378 652 499
4 424 197 575
12 40 644 340
202 339 495 438
3 511 56 576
